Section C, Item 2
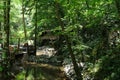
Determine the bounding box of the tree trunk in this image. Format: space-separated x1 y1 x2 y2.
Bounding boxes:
6 0 11 56
0 22 1 38
3 1 7 79
54 1 82 80
3 1 7 49
18 38 20 52
0 22 1 31
3 0 11 79
34 0 38 54
22 0 27 40
115 0 120 17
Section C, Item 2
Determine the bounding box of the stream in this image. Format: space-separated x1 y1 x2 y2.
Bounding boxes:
11 46 69 80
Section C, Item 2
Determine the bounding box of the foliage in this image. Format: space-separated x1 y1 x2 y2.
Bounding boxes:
0 0 120 79
15 71 26 80
83 53 120 80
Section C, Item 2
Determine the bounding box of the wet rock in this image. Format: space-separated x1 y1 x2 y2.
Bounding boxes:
63 59 85 80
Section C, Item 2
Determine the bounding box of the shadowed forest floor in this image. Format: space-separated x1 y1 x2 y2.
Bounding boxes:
0 46 69 80
15 47 68 80
20 62 68 80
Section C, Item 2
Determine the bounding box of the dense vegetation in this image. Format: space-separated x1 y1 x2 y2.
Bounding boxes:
0 0 120 80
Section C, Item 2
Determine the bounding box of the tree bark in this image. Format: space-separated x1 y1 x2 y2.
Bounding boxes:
3 1 7 49
115 0 120 17
18 38 20 52
34 0 38 54
0 22 1 31
3 0 11 79
54 1 82 80
22 0 27 40
6 0 11 56
0 22 1 38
